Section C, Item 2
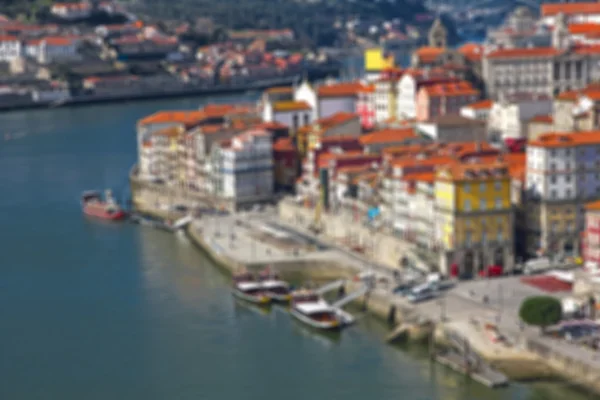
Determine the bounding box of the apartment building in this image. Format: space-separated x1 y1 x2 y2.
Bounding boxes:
487 93 553 141
435 161 514 276
525 131 600 257
483 13 600 99
584 200 600 268
415 81 479 122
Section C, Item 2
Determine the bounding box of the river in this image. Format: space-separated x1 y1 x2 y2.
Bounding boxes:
0 95 596 399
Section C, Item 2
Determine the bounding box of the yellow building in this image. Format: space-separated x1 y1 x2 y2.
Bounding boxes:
364 48 395 80
435 161 514 276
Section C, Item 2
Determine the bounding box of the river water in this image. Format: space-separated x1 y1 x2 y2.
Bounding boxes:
0 95 595 399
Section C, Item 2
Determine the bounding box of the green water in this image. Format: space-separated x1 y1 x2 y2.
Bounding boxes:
0 95 597 399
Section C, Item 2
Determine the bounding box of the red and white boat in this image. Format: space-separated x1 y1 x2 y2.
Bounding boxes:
290 290 342 331
81 190 127 221
232 270 271 305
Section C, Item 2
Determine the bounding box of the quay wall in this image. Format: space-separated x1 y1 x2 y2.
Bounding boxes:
278 200 433 272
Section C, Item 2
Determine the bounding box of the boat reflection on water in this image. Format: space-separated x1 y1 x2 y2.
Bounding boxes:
233 297 272 317
290 319 342 348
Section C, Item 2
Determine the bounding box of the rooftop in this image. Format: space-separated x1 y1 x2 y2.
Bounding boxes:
464 99 493 110
359 128 416 145
541 3 600 17
318 81 367 98
272 100 311 112
529 131 600 148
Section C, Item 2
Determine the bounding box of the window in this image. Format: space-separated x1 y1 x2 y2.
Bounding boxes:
303 114 310 126
566 189 572 198
480 199 487 211
464 183 471 193
465 231 472 246
566 174 571 183
551 175 557 184
551 149 556 157
480 182 486 192
551 190 557 199
292 114 299 129
495 181 502 191
481 231 487 244
551 163 556 171
497 230 503 241
464 200 471 211
495 198 503 209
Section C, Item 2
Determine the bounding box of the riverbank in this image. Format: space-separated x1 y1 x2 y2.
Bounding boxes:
0 67 339 114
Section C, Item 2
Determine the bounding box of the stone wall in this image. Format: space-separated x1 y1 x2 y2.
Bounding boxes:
278 199 433 272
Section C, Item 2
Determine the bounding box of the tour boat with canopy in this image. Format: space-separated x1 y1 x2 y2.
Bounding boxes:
290 289 342 331
258 266 292 302
232 269 271 305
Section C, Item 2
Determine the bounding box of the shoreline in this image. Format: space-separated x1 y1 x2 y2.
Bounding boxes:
0 68 339 114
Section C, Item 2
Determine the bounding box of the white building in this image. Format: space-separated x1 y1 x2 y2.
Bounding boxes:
294 79 366 121
416 115 487 143
525 131 600 256
488 93 553 141
541 3 600 27
26 37 80 64
0 36 21 62
50 2 92 20
483 13 600 99
209 129 274 209
395 69 456 121
262 99 313 131
460 99 493 121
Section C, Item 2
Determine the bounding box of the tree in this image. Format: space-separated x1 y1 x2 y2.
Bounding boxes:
519 296 562 333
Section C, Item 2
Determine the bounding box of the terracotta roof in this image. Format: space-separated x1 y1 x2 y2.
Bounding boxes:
153 126 181 138
266 86 293 94
273 137 295 151
358 84 375 93
359 128 416 145
401 171 435 183
486 47 559 59
529 114 553 124
414 46 445 63
464 99 493 110
541 3 600 17
318 81 366 98
272 100 311 112
391 155 454 169
314 112 359 130
0 35 17 42
138 110 206 127
568 23 600 36
320 135 361 144
458 43 483 62
421 81 478 97
44 36 75 46
585 200 600 211
437 161 510 182
529 131 600 148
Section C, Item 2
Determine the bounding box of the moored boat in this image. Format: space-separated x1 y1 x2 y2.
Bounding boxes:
232 270 271 305
232 281 272 305
258 267 292 302
81 189 127 221
290 290 341 331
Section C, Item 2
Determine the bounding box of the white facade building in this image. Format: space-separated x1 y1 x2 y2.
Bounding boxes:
26 37 80 64
488 94 553 141
50 2 92 20
0 36 21 62
262 100 313 131
209 129 274 208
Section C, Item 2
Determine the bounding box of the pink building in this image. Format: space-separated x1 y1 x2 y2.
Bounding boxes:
415 81 479 122
584 200 600 266
356 83 375 130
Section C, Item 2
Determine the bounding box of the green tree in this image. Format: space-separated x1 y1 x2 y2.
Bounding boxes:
519 296 562 333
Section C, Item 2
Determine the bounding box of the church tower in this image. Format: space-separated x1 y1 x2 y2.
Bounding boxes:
428 17 447 48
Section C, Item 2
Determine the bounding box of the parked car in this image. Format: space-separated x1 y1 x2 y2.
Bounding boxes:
524 257 551 275
393 282 416 296
407 287 437 303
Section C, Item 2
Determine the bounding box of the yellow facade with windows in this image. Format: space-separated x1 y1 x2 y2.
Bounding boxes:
434 162 515 274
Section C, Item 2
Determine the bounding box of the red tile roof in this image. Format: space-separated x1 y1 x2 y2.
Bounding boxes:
541 3 600 17
486 47 559 59
359 128 416 145
317 81 367 98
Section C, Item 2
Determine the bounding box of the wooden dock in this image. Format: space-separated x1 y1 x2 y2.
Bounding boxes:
435 350 508 388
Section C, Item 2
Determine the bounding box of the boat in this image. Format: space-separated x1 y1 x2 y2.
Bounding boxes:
258 267 293 302
289 290 342 331
232 270 271 305
130 213 193 233
81 189 127 221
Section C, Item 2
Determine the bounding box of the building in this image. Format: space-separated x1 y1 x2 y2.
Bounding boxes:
208 129 273 210
553 83 600 133
435 161 514 276
415 81 479 122
486 7 551 49
0 35 21 62
541 3 600 27
364 48 396 82
273 137 298 192
356 83 375 130
460 99 493 121
416 115 487 143
583 200 600 268
527 115 554 141
487 93 553 142
525 131 600 257
262 99 312 132
50 2 92 20
26 36 80 64
359 127 419 153
373 68 404 124
483 13 600 99
395 69 459 121
302 112 361 155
